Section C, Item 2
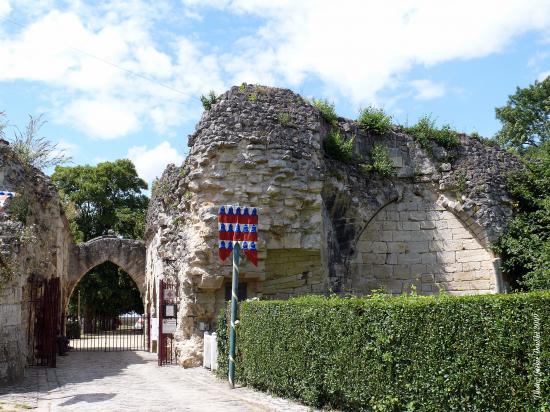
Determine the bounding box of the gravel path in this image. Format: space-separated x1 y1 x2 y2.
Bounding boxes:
0 351 312 411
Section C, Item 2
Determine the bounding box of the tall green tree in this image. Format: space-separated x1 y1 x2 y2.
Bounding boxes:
52 159 148 242
495 76 549 151
494 77 550 291
52 160 148 315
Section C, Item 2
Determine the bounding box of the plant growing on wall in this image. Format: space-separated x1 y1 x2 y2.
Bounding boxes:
405 115 460 151
312 98 338 126
200 90 218 110
358 106 392 135
9 114 71 171
325 130 354 163
361 144 394 177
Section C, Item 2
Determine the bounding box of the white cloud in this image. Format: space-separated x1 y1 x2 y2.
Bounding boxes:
198 0 550 103
410 79 445 100
0 3 225 139
61 98 141 139
2 0 550 140
0 0 11 20
127 141 185 184
537 70 550 81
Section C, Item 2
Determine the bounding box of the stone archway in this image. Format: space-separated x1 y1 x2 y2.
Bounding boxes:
348 186 500 295
67 235 146 301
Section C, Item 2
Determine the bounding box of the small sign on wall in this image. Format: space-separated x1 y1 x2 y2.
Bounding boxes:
163 319 177 334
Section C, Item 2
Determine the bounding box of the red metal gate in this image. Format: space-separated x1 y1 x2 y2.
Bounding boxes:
28 277 61 367
158 278 178 366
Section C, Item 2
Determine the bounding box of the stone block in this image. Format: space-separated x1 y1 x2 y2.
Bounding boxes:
462 261 481 271
408 241 430 253
402 222 421 231
370 241 388 254
437 251 456 264
455 250 489 263
409 211 426 221
388 242 409 254
394 264 411 279
362 253 386 265
443 263 462 273
411 264 427 275
421 253 437 264
386 253 398 264
420 221 436 229
382 221 398 231
393 231 413 242
398 253 422 265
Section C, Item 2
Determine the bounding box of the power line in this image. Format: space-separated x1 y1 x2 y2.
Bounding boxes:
4 16 189 98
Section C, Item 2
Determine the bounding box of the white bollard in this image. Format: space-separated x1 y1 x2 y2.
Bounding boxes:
211 332 218 371
203 332 211 369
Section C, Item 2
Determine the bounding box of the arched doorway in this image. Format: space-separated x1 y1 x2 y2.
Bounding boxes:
65 236 147 351
66 261 145 351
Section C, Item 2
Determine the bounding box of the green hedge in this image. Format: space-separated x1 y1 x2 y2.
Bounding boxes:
217 293 550 411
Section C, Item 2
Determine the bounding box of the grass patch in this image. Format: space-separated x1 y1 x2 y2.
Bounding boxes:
278 112 291 126
358 106 392 135
312 98 338 126
361 144 394 177
405 115 460 151
324 130 354 163
200 90 217 110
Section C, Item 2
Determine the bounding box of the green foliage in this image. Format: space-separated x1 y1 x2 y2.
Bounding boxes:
495 142 550 290
51 159 148 241
324 130 354 163
470 131 498 147
68 262 144 316
9 114 71 171
216 305 229 379
200 90 217 110
495 76 549 151
218 293 550 411
66 320 81 339
405 115 460 151
358 106 392 135
361 144 393 177
6 194 29 224
312 98 338 126
278 112 291 126
52 159 148 316
248 93 257 102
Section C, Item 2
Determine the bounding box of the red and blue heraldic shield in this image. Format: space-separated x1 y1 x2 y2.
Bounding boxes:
218 205 258 266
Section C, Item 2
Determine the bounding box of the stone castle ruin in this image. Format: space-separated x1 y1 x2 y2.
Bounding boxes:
1 85 519 378
145 85 519 365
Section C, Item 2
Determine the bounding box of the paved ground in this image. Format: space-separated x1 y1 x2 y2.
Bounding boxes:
0 351 312 412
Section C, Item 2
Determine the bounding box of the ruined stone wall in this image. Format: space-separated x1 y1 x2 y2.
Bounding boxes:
349 186 498 295
145 85 519 367
0 142 72 383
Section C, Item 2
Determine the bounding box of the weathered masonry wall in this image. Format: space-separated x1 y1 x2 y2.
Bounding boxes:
146 84 519 367
350 187 498 295
0 141 72 383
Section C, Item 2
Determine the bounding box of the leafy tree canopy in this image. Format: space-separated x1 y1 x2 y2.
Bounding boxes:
494 77 550 291
52 159 148 315
495 76 549 151
51 159 148 242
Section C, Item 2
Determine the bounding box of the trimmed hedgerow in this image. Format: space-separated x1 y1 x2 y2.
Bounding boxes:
217 293 550 411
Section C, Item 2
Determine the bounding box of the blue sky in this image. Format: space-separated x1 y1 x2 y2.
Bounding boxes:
0 0 549 187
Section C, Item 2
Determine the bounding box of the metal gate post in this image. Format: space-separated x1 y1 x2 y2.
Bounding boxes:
228 243 240 388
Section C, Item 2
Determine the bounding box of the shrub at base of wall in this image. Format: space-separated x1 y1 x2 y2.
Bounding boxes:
217 293 549 411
